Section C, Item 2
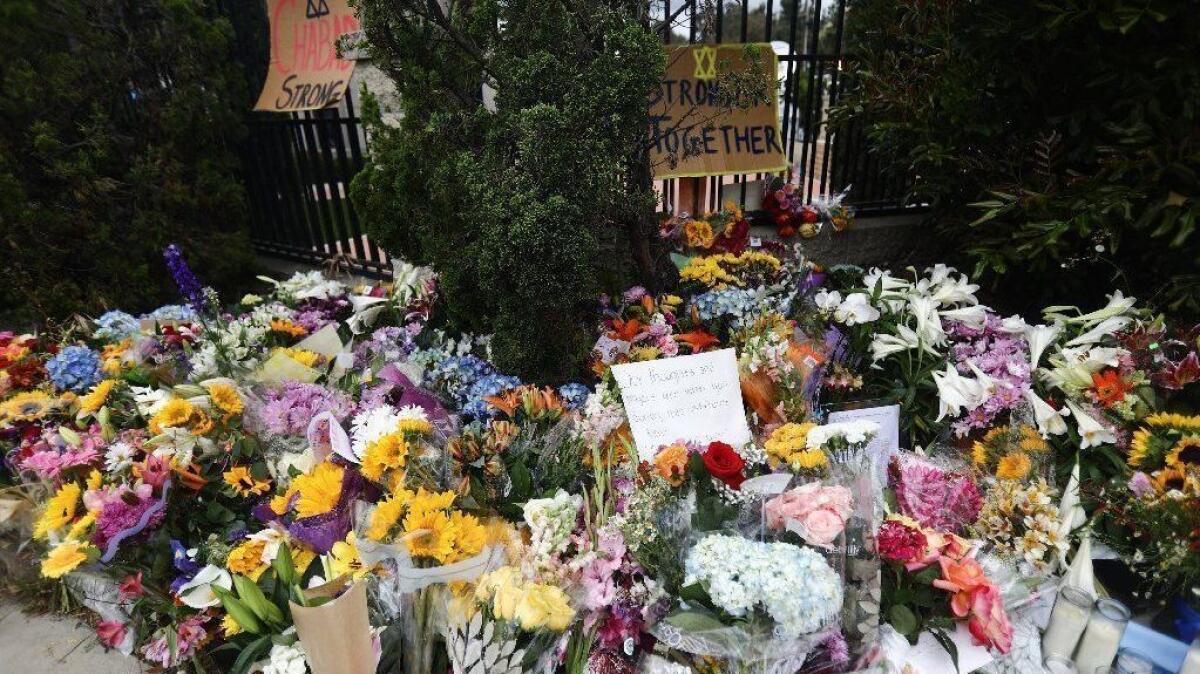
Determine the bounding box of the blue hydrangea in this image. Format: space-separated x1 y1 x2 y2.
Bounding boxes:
462 373 523 420
46 345 102 392
692 287 793 327
93 310 140 340
424 354 497 407
141 304 199 322
558 383 591 410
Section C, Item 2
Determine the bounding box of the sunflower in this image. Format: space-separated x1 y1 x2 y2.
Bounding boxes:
149 398 195 434
79 380 117 415
403 508 457 563
1166 436 1200 471
33 482 81 540
0 390 55 424
274 347 322 368
269 319 308 339
1145 412 1200 432
448 511 486 563
223 466 272 496
100 340 131 375
995 452 1033 481
1018 426 1050 453
366 490 413 542
41 541 91 579
291 462 345 518
360 432 408 481
396 417 433 436
1128 428 1153 468
1153 468 1189 494
206 383 244 418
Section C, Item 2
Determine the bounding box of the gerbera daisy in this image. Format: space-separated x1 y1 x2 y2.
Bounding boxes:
0 390 55 424
1090 369 1131 407
41 541 92 579
291 461 344 518
34 482 82 540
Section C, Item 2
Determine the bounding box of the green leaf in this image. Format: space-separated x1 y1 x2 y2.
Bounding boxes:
931 627 960 672
663 610 726 633
888 604 919 637
231 635 272 674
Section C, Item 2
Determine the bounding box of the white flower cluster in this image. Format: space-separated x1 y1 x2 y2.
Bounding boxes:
683 534 842 637
579 381 627 449
268 270 348 302
523 489 583 566
350 404 404 458
260 639 307 674
190 302 292 378
805 420 878 449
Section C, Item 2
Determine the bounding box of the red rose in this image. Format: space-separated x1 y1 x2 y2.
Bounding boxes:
800 205 819 224
702 441 746 489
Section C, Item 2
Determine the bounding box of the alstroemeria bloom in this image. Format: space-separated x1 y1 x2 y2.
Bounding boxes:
1066 400 1117 449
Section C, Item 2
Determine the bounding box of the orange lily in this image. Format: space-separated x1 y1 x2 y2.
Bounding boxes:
610 319 643 342
675 329 720 353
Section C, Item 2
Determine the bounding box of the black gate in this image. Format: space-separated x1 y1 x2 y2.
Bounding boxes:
240 0 914 275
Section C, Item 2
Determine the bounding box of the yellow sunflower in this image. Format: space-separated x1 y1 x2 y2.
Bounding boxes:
206 383 244 418
995 452 1033 481
291 462 345 518
1153 468 1189 494
269 319 308 339
79 380 117 415
275 347 322 368
403 508 457 563
1145 412 1200 432
448 511 486 563
366 489 413 542
360 432 408 481
223 466 272 496
34 482 82 540
149 398 194 434
0 390 55 424
1128 428 1153 468
1166 436 1200 471
41 541 91 579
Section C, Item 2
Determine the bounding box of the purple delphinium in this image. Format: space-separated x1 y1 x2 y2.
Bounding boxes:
248 381 355 436
163 244 207 314
946 314 1033 437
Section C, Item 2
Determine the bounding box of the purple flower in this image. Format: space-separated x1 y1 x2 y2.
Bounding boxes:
248 382 355 436
1129 471 1154 498
92 491 167 553
163 244 207 314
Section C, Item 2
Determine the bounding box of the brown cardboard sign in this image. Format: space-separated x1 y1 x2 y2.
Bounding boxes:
649 44 787 178
254 0 361 112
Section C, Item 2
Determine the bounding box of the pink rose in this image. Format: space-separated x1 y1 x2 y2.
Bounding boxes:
766 483 854 548
966 584 1013 654
798 508 847 547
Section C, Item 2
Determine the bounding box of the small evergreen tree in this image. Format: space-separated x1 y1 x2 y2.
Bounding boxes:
349 0 670 383
0 0 257 324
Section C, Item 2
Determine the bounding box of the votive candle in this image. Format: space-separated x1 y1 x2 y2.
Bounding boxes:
1043 654 1078 674
1042 586 1093 659
1179 634 1200 674
1072 598 1131 674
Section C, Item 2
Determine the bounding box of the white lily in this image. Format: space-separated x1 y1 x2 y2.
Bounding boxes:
870 325 920 362
908 296 947 346
933 363 984 421
1045 290 1136 327
1025 323 1063 370
939 304 990 330
997 314 1029 334
1024 389 1068 436
178 564 233 609
1066 400 1117 449
1065 315 1132 347
929 274 980 307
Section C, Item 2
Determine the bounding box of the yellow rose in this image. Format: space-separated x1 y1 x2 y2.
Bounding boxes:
514 583 575 632
492 577 525 622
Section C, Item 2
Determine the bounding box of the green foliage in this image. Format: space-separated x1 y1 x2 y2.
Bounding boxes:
349 0 669 383
0 0 257 325
836 0 1200 319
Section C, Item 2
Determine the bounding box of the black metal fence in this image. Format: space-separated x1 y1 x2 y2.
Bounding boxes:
240 0 915 275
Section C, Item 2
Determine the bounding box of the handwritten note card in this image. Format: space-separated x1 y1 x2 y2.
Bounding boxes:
611 348 751 460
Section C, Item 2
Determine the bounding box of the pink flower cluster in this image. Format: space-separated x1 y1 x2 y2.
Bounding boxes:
765 482 854 548
890 453 981 533
946 315 1032 437
140 615 209 667
18 424 106 481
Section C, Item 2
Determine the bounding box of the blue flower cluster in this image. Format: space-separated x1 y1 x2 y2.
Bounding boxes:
461 373 523 420
46 345 102 392
558 382 591 410
424 354 500 408
142 304 199 323
94 310 140 340
692 287 792 327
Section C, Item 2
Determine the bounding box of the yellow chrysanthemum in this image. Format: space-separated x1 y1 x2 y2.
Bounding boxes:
360 432 408 481
206 383 244 417
41 541 91 579
995 452 1033 481
291 462 345 518
226 539 269 581
269 319 308 338
764 422 820 471
34 482 82 540
329 533 371 580
223 466 272 497
149 398 194 434
1166 436 1200 471
0 391 55 424
403 508 457 563
366 489 414 542
275 347 322 368
448 511 486 563
789 448 829 471
1128 428 1153 468
79 380 117 415
396 418 433 436
971 441 989 468
684 219 716 248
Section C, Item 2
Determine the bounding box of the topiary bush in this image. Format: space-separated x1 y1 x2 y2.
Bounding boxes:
0 0 258 326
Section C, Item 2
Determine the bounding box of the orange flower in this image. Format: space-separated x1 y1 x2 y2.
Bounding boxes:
270 319 308 339
675 329 720 353
610 319 643 343
1090 369 1131 408
652 443 689 486
933 557 989 617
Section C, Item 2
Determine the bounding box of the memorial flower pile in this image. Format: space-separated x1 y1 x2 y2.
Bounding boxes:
2 238 1198 674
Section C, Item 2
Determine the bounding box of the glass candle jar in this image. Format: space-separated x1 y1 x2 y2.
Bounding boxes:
1180 634 1200 674
1072 598 1131 674
1043 586 1094 658
1113 649 1153 674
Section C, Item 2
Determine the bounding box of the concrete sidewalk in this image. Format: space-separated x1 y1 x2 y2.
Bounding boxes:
0 600 141 672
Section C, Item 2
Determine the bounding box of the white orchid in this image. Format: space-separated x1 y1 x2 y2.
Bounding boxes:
1024 389 1068 436
177 564 233 609
813 289 842 313
1066 400 1117 449
833 293 881 326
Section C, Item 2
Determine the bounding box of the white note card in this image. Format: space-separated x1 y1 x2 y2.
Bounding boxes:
827 403 901 456
611 348 752 461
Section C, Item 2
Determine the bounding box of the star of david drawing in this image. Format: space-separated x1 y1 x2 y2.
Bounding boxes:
306 0 330 18
693 45 717 81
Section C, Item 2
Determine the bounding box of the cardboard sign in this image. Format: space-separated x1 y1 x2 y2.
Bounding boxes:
649 44 787 178
255 0 361 112
611 348 752 460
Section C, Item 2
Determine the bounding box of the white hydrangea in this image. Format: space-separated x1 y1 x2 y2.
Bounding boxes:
260 640 308 674
684 534 842 637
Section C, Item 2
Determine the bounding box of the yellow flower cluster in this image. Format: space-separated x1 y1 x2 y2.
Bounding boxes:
79 380 117 415
971 424 1047 481
206 382 244 418
763 422 827 472
475 566 575 632
684 219 716 248
270 461 345 519
274 347 323 368
678 251 783 289
360 432 409 482
364 487 485 565
148 397 213 436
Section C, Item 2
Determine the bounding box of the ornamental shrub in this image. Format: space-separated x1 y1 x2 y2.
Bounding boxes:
349 0 670 383
836 0 1200 319
0 0 257 325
